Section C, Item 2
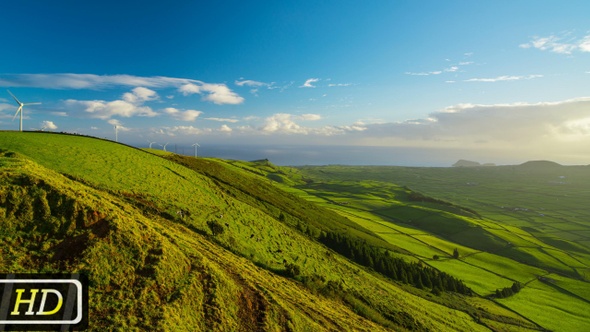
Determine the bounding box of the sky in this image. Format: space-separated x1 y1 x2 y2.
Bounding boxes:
1 1 590 166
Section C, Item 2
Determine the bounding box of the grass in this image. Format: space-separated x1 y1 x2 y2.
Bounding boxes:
462 252 546 284
427 259 514 295
499 280 590 332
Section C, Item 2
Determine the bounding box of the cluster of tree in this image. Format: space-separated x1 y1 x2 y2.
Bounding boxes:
494 282 522 298
317 230 472 295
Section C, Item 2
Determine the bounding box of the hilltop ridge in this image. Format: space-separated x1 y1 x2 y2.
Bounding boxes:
518 160 563 168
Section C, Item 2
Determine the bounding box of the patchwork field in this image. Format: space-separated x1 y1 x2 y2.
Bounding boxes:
288 163 590 331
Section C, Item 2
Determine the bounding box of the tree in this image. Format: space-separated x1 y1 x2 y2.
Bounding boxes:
452 248 459 259
511 281 522 293
284 262 301 278
207 220 224 236
431 286 442 296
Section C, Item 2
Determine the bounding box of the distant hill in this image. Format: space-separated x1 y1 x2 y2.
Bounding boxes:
452 159 481 167
518 160 562 169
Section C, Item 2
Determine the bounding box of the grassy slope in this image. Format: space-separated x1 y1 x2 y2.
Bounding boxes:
0 150 384 331
161 155 542 331
0 132 528 331
290 164 590 331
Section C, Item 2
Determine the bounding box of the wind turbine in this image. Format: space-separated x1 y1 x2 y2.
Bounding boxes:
160 143 169 151
7 90 41 132
191 142 200 158
114 125 118 142
147 140 157 149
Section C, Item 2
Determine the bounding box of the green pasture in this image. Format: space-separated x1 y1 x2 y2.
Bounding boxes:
412 234 480 257
462 252 545 284
499 280 590 332
548 273 590 302
428 259 514 295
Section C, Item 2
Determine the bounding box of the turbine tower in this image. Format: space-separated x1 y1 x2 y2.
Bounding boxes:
7 90 41 132
114 125 118 142
192 142 200 158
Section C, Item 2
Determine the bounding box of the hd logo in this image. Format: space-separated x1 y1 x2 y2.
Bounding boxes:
0 274 88 331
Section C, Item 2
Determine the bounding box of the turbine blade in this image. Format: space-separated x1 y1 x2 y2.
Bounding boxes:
7 90 22 105
24 102 41 106
12 106 22 120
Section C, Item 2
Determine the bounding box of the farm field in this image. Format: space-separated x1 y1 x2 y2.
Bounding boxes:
287 163 590 331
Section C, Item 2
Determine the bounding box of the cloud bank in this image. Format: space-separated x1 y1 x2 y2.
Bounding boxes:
520 33 590 54
357 98 590 155
0 73 244 105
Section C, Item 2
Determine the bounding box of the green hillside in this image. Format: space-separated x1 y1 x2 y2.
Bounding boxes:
0 132 545 331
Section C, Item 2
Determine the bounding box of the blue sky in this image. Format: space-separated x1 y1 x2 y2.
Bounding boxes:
1 1 590 165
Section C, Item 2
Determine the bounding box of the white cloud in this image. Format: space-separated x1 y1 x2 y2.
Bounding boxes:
235 79 269 87
178 83 201 95
219 124 233 132
201 83 244 104
107 119 130 131
235 79 279 96
580 35 590 52
63 87 159 120
122 87 159 103
40 120 57 130
65 99 157 119
520 34 590 54
160 125 212 136
328 83 352 87
406 60 474 77
406 71 442 76
51 111 68 117
0 103 13 113
257 113 360 136
179 83 244 105
300 78 320 88
464 74 543 83
0 74 196 90
300 114 321 121
261 113 306 134
204 117 239 123
164 107 202 121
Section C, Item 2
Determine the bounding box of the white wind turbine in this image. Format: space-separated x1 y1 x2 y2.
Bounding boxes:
191 142 200 158
160 143 169 151
114 125 119 142
147 140 157 149
7 90 41 132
